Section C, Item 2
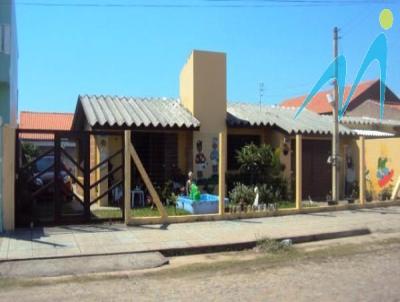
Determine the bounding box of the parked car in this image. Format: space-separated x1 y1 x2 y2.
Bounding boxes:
32 155 73 202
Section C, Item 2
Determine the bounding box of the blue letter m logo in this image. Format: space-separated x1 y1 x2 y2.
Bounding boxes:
295 33 388 120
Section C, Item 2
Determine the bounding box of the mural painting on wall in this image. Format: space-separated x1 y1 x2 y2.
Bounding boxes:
376 157 394 188
210 137 219 176
195 140 207 179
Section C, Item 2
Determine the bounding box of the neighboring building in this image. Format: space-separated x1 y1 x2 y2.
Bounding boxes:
0 0 18 126
19 111 75 153
1 0 18 232
280 80 400 118
345 99 400 120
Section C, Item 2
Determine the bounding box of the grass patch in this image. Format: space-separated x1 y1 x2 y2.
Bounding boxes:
91 209 123 219
303 203 320 208
91 206 190 219
277 201 296 209
277 201 320 209
256 238 293 253
132 206 191 217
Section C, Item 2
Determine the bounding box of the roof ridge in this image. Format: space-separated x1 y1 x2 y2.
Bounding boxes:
81 95 178 101
20 111 74 115
284 79 378 101
228 102 298 111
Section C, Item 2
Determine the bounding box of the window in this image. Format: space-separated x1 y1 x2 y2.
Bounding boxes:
227 134 261 170
0 24 11 54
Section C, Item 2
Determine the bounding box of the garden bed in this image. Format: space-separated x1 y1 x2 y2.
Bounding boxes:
91 206 190 219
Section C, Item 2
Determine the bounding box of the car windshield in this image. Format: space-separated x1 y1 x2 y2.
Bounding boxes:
36 156 54 173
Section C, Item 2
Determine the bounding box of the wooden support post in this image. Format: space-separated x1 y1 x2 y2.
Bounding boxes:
391 177 400 201
124 131 131 224
295 134 302 210
218 130 227 216
128 137 168 220
359 136 366 205
83 132 91 220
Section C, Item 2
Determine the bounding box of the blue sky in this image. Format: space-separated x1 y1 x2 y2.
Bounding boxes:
16 1 400 113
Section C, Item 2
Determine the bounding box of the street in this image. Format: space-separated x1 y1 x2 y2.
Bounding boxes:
1 236 399 301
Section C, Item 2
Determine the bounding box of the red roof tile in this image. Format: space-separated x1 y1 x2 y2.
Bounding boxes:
280 80 377 114
19 111 74 140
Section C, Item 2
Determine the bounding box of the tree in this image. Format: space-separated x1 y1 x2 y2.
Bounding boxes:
21 143 39 163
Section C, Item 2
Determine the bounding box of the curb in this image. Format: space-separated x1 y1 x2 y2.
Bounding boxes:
0 228 371 262
160 228 371 256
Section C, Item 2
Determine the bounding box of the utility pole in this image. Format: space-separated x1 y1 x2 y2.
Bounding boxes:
259 82 264 111
332 27 340 204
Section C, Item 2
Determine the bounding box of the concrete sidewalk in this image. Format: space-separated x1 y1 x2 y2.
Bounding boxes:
1 206 400 261
0 252 169 278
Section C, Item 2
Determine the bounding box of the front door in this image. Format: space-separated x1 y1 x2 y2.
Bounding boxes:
302 139 332 201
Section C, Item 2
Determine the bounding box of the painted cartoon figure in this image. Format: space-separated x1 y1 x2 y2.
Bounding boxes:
376 157 394 188
210 137 219 175
195 140 206 179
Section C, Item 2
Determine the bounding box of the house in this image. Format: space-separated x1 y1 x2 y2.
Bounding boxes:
72 50 360 204
280 79 400 118
19 111 75 153
0 0 18 232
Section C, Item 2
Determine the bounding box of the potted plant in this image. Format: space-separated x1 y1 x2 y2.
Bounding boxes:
169 193 178 215
347 181 359 204
326 191 338 205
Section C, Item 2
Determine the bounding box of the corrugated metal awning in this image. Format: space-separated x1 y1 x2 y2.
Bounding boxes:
75 95 200 130
352 129 395 137
341 116 400 126
227 103 354 135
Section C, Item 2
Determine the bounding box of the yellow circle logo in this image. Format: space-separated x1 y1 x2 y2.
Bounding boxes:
380 8 394 30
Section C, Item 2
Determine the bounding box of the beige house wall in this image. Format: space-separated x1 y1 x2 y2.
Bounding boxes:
2 125 15 231
93 135 123 206
361 137 400 199
180 50 227 181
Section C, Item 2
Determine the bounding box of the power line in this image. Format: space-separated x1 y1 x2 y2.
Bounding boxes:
341 7 377 39
0 0 394 8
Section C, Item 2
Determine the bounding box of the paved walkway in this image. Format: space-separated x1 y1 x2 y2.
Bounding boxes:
1 206 400 261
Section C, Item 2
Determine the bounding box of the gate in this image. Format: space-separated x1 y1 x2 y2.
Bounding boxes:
15 129 125 227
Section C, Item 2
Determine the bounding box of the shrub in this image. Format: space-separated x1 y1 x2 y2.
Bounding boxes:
234 143 288 201
21 143 39 163
378 185 393 201
160 180 174 203
366 190 373 202
257 183 281 204
229 183 255 205
256 238 292 253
